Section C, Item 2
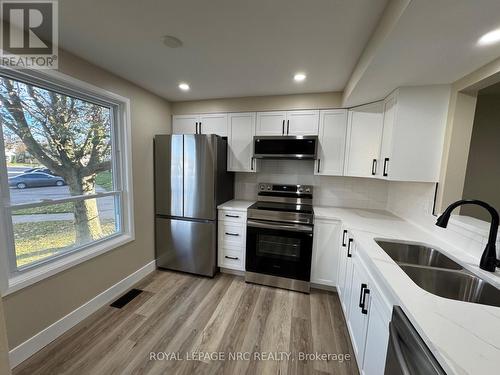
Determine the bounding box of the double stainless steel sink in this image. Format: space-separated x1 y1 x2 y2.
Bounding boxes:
376 240 500 308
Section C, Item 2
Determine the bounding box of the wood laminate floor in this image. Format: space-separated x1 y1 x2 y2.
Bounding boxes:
13 271 359 375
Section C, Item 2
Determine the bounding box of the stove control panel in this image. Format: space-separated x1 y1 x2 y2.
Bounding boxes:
257 183 313 195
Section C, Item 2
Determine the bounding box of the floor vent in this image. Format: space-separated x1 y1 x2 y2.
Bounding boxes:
110 289 143 308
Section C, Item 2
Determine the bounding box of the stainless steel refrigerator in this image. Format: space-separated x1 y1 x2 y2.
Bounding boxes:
154 134 234 277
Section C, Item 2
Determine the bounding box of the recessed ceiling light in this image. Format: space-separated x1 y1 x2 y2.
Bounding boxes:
294 73 306 82
478 28 500 46
162 35 183 48
178 82 190 91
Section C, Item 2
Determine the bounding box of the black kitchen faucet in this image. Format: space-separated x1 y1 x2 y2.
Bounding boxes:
436 199 499 272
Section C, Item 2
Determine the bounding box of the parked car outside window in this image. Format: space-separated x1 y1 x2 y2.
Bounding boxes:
23 167 59 176
8 172 66 189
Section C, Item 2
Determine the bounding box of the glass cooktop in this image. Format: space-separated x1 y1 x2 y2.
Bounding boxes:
249 201 313 214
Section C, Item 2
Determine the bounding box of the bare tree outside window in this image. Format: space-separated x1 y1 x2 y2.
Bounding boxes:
0 76 119 267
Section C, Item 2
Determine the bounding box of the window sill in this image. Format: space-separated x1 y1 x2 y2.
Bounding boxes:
5 233 134 296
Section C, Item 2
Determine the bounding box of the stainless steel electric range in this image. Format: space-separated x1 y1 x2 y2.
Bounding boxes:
245 183 314 293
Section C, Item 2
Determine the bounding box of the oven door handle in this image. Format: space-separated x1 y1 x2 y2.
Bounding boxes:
247 220 313 233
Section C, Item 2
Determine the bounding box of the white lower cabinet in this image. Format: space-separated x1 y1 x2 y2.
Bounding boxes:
342 235 356 320
217 209 246 271
347 256 370 364
336 231 392 375
311 219 341 286
336 227 349 309
362 288 390 375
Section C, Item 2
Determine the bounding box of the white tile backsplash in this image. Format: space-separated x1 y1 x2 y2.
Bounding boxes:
234 160 498 261
234 160 388 209
386 181 436 226
386 181 499 262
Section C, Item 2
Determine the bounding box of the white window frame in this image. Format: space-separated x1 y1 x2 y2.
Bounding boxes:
0 68 134 295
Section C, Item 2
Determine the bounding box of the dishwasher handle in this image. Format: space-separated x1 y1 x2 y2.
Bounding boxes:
385 306 446 375
388 321 412 375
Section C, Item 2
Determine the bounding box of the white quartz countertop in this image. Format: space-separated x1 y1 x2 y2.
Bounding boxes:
217 199 254 211
314 206 500 375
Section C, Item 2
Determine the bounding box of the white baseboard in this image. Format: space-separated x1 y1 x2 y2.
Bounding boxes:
9 260 156 369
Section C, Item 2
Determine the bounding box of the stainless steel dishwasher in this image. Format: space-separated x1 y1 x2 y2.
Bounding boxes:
384 306 446 375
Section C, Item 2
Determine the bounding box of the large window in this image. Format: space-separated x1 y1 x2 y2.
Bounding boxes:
0 69 133 286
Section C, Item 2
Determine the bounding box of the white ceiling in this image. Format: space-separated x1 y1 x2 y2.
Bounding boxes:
58 0 388 101
59 0 500 104
344 0 500 106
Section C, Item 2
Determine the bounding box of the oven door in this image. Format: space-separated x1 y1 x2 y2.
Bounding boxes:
246 219 313 281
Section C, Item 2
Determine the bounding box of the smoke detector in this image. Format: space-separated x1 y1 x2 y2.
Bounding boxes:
162 35 183 48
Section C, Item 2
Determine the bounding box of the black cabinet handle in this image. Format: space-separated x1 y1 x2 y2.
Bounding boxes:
199 121 202 134
361 288 370 314
347 238 353 258
195 122 198 134
383 157 389 177
251 156 255 170
282 120 285 135
317 159 321 173
359 283 367 308
225 255 239 260
225 232 239 236
371 159 377 175
225 214 240 218
342 230 347 247
287 119 290 135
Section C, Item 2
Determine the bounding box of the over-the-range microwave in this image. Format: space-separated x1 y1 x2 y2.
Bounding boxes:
253 135 318 160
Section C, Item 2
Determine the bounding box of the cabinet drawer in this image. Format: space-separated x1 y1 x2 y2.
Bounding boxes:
219 223 245 245
220 248 244 270
218 210 246 223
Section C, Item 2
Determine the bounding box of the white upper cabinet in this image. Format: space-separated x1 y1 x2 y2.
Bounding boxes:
256 110 319 136
199 113 228 136
172 113 228 136
286 110 320 135
344 102 384 178
256 111 286 136
379 86 451 182
227 112 257 172
172 114 199 134
315 109 347 176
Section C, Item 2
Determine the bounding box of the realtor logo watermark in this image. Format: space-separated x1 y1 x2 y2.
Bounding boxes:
0 0 58 68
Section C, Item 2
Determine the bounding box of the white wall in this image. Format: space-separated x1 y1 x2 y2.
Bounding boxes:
235 160 389 209
3 50 171 350
171 92 342 115
0 299 10 374
386 181 500 262
461 94 500 221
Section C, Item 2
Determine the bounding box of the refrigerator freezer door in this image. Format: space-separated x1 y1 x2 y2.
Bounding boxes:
155 135 184 217
183 135 216 220
156 217 216 277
